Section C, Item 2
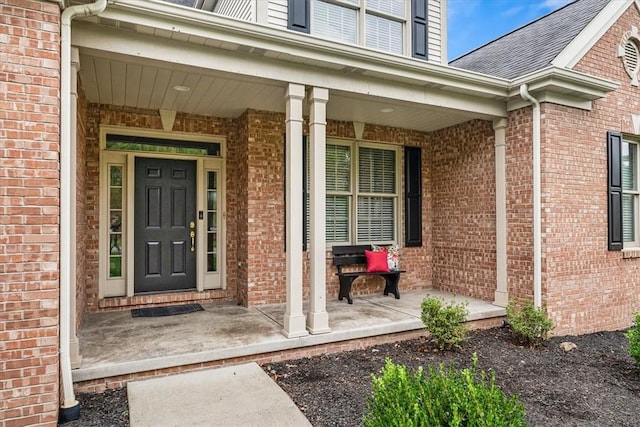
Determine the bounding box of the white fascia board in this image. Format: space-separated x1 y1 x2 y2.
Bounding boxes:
552 0 636 69
72 22 507 118
505 66 619 111
94 0 509 99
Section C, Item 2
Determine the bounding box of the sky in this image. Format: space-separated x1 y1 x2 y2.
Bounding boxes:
447 0 575 60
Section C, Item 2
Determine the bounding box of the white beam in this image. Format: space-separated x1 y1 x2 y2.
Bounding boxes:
283 83 308 338
307 87 330 335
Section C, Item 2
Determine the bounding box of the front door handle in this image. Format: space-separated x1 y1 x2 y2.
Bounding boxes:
190 231 195 252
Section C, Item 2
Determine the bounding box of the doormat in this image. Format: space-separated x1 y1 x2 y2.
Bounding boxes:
131 303 204 318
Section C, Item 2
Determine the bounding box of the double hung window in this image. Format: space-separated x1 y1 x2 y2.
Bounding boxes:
322 140 399 245
311 0 405 54
623 139 639 246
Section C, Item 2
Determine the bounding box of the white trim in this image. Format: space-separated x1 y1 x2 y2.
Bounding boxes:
283 83 308 338
552 0 637 69
97 126 226 298
493 118 508 307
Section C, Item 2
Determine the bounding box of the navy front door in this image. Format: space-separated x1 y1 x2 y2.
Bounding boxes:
134 157 197 293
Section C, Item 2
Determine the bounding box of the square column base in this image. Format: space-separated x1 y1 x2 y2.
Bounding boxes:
283 313 309 338
306 311 331 335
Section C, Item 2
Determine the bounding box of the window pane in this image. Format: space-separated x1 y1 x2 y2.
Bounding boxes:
357 196 394 241
623 142 637 191
109 257 122 277
326 196 349 242
313 0 357 44
326 144 351 192
623 194 636 242
365 14 403 54
367 0 404 16
110 165 122 186
207 171 218 272
359 146 396 193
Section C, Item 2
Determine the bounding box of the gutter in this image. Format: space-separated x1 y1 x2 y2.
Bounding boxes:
59 0 109 422
519 84 542 309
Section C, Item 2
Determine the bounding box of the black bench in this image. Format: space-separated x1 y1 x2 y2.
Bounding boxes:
332 245 404 304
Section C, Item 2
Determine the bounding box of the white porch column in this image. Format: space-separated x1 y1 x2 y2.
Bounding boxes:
493 118 509 307
69 47 82 367
306 87 331 334
283 83 308 338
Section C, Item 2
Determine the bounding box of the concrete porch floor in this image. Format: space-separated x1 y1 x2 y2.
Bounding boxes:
73 290 506 384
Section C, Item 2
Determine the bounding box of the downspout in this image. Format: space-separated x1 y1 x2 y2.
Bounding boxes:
59 0 108 421
519 84 542 309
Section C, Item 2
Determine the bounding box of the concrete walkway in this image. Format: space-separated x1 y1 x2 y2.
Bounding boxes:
128 362 312 427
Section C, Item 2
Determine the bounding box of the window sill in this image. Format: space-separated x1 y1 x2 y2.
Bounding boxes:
622 248 640 259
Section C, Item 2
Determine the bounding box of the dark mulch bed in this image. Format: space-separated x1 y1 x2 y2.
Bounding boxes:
62 328 640 426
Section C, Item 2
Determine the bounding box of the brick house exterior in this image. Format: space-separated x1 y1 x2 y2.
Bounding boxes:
3 0 640 424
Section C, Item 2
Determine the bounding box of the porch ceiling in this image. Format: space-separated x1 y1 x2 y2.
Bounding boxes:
77 51 484 132
73 0 508 132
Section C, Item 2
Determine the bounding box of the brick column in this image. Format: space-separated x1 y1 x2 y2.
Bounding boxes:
283 83 308 338
306 87 331 334
493 118 509 307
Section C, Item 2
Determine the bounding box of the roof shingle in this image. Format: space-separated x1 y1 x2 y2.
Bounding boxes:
449 0 611 79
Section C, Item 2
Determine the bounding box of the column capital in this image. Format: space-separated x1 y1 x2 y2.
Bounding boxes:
493 118 507 131
286 83 306 100
307 87 329 103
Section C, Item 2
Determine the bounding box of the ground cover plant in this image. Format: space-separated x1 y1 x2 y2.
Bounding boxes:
63 328 639 427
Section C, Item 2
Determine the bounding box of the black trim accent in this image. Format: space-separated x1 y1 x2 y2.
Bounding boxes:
288 0 310 33
411 0 428 60
405 146 422 247
302 135 308 251
608 131 623 251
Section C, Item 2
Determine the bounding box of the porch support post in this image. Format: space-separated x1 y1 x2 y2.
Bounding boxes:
69 47 82 368
283 83 309 338
306 87 331 334
493 118 509 307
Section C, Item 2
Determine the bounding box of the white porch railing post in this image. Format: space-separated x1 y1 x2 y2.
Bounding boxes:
493 118 509 307
283 83 309 338
307 87 331 334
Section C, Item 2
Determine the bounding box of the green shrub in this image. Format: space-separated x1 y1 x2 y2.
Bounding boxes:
362 355 526 427
420 295 468 350
506 300 554 347
625 312 640 365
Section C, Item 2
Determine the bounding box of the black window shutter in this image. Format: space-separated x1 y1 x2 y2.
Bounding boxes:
405 146 422 247
608 131 623 251
288 0 310 33
302 135 308 251
411 0 428 60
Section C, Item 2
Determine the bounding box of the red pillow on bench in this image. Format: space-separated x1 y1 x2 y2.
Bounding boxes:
365 249 390 273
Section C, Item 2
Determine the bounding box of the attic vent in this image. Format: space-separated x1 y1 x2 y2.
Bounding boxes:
624 40 640 76
618 27 640 87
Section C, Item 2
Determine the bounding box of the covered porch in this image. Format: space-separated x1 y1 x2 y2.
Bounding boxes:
72 290 505 390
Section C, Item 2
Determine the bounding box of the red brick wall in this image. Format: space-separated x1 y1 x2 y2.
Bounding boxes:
533 3 640 334
0 0 61 425
76 79 88 331
505 108 535 303
428 119 497 302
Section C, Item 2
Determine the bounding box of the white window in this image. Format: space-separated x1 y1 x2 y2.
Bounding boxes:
623 139 639 246
311 0 405 54
324 140 399 244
